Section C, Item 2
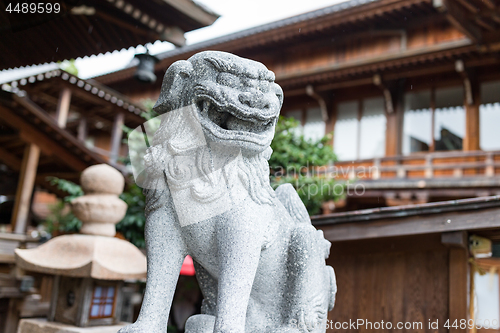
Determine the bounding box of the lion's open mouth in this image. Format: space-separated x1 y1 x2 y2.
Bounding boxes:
200 100 275 135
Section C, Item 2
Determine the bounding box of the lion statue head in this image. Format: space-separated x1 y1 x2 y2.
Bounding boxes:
152 51 284 155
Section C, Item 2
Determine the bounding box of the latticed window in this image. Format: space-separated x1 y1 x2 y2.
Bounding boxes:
89 286 116 319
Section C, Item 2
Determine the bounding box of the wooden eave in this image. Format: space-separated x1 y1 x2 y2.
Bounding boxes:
94 0 437 86
0 91 112 197
312 195 500 241
0 0 219 70
4 70 148 132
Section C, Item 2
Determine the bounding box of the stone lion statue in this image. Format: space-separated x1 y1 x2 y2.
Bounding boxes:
120 51 336 333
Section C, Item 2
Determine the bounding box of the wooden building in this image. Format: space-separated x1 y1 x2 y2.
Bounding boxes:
314 196 500 333
94 0 500 332
96 0 500 210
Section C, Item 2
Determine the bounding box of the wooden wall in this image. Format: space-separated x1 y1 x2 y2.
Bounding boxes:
326 234 453 332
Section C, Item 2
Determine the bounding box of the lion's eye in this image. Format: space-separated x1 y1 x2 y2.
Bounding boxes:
217 72 240 88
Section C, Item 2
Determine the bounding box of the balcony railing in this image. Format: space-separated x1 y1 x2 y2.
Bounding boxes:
331 150 500 180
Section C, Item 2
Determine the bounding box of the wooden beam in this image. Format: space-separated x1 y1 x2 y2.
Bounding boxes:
318 206 500 242
110 112 125 164
449 246 469 333
77 117 88 142
0 146 22 171
55 87 71 128
305 85 329 121
441 230 468 248
11 143 40 234
373 74 394 114
35 172 81 183
0 105 88 171
440 0 482 43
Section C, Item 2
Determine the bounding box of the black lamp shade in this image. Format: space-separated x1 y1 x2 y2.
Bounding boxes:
134 53 159 83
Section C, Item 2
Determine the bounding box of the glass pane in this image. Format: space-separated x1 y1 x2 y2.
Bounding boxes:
403 91 432 155
107 287 115 298
435 87 465 151
303 107 325 142
334 101 359 161
480 103 500 151
359 97 386 159
104 304 113 317
90 305 100 317
93 286 102 298
480 81 500 151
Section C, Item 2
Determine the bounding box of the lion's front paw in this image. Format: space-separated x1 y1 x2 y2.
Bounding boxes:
118 321 163 333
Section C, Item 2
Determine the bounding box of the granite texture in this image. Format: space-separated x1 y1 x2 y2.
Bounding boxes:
72 164 127 237
122 51 336 333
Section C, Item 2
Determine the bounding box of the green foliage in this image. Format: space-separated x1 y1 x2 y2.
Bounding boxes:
116 183 146 248
269 116 341 216
270 116 335 171
44 177 83 234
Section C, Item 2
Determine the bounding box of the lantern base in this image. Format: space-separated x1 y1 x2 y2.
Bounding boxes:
17 318 128 333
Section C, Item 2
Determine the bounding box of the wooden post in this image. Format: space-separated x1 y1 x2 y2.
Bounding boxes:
77 117 88 142
356 100 362 160
324 93 336 147
441 231 468 333
110 112 125 164
430 88 436 152
449 246 469 333
463 78 480 151
11 143 40 234
385 80 405 156
55 87 72 129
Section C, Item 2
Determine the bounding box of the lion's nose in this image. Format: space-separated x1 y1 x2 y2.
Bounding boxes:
238 91 269 109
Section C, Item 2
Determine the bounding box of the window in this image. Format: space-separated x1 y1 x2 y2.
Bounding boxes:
285 108 326 141
334 101 358 161
480 80 500 151
334 98 386 161
402 86 465 155
359 97 386 159
403 90 432 155
303 107 325 142
434 86 465 151
89 285 116 319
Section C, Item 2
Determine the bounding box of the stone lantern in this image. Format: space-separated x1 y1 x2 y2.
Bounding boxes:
15 164 147 332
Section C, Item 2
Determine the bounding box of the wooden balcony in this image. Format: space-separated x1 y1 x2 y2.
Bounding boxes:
333 150 500 181
321 150 500 209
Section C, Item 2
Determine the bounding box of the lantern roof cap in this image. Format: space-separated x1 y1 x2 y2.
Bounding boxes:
15 234 147 280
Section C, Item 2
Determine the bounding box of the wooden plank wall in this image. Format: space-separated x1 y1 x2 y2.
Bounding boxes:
264 22 465 79
326 234 450 332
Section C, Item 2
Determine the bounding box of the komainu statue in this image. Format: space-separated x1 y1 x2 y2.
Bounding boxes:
120 51 336 333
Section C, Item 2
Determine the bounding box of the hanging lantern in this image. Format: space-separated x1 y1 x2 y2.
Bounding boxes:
134 52 159 83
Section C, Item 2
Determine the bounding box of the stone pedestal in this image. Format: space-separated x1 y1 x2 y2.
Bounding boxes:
17 318 127 333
